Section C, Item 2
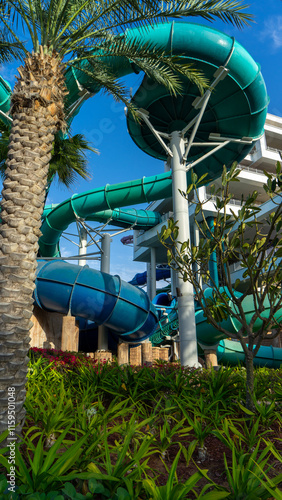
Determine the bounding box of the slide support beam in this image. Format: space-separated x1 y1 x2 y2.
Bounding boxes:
150 247 156 300
98 233 111 350
170 131 200 368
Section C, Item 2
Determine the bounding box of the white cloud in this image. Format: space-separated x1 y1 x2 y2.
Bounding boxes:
262 16 282 49
60 247 74 258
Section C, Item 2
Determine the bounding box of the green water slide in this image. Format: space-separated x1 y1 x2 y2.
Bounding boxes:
0 76 12 125
217 340 282 369
38 22 268 255
39 175 172 256
151 292 282 367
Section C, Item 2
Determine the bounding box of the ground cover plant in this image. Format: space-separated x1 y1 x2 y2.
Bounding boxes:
0 348 281 499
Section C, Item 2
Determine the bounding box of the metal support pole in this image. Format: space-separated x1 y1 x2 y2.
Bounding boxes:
150 247 156 300
78 226 88 266
170 131 200 367
171 268 177 297
147 262 152 300
100 233 111 274
98 233 111 350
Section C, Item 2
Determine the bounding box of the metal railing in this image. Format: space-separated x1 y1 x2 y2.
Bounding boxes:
266 146 282 156
238 165 266 176
204 193 254 207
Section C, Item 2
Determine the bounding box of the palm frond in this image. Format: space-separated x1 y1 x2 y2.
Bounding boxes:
0 118 95 188
59 0 253 54
1 0 252 57
0 32 24 63
87 36 209 92
47 132 95 188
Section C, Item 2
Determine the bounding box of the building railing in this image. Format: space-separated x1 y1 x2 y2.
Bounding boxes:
229 248 276 274
266 146 282 156
204 194 243 206
238 165 266 176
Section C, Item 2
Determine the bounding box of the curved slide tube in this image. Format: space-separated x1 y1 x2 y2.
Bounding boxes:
34 260 158 343
126 23 268 172
217 340 282 369
129 267 171 286
39 174 172 257
33 260 282 366
42 205 162 229
151 290 282 367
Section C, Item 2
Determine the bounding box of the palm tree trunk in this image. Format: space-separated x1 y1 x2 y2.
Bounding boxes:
0 48 66 435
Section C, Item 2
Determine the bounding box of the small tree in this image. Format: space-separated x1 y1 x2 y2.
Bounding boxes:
160 162 282 410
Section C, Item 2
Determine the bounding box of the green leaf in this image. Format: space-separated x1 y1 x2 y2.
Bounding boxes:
275 247 282 258
0 474 7 494
199 491 230 499
238 403 255 416
61 482 77 497
115 487 131 500
88 478 107 494
234 279 241 289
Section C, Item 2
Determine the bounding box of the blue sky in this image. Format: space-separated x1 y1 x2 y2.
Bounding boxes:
1 1 281 285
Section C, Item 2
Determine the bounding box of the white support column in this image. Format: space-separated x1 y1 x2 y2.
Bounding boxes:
150 247 156 300
147 262 152 300
78 226 88 266
98 233 111 350
170 131 200 368
100 233 111 274
171 268 177 297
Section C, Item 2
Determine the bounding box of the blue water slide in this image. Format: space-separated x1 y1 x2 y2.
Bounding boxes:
34 260 158 343
129 267 171 286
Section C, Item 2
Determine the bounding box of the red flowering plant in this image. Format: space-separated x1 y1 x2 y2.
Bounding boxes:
28 347 108 373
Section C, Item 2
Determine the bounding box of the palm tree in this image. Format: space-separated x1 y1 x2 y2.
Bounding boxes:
0 0 252 435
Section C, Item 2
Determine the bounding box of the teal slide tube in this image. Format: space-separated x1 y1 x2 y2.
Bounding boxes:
152 288 282 367
0 76 12 125
217 339 282 369
126 22 268 173
39 173 172 256
42 206 162 229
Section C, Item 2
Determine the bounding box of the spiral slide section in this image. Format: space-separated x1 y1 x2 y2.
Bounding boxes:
126 22 268 177
34 260 158 343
